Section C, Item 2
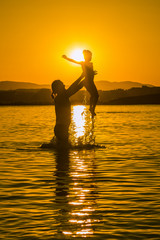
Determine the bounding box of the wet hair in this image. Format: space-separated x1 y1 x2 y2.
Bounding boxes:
83 50 92 61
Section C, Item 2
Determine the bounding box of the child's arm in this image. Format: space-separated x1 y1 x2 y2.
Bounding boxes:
62 55 82 65
66 73 84 97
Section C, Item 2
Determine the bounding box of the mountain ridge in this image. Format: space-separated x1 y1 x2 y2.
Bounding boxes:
95 80 154 90
0 80 156 91
0 81 49 90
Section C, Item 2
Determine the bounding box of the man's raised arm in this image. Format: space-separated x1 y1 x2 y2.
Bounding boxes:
66 74 84 97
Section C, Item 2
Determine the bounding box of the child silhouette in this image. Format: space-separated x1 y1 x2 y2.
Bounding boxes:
62 50 99 117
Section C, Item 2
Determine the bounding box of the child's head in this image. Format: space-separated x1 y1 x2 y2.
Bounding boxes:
83 50 92 62
51 80 65 97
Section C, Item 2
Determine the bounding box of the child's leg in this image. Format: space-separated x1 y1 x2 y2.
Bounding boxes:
92 89 99 111
87 85 99 117
90 96 97 117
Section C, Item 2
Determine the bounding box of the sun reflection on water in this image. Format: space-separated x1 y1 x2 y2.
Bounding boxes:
53 147 98 238
66 150 98 238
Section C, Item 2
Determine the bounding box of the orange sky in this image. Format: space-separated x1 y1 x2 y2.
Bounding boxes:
0 0 160 86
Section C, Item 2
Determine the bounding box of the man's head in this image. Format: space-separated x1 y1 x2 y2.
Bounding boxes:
51 80 65 96
83 50 92 62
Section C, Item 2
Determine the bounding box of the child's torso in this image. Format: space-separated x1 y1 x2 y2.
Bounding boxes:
82 62 94 82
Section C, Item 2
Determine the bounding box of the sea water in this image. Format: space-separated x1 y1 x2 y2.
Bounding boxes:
0 105 160 239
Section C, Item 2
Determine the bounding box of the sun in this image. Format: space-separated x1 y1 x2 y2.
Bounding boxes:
69 48 84 61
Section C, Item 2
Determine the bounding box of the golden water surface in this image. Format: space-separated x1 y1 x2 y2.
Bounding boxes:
0 105 160 239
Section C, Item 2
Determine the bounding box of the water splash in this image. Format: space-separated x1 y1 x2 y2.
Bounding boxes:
70 105 95 147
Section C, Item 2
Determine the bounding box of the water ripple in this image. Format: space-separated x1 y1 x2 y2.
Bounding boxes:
0 105 160 239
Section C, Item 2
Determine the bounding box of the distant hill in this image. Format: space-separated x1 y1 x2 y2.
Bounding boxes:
95 80 154 91
0 81 50 90
0 80 156 91
106 93 160 105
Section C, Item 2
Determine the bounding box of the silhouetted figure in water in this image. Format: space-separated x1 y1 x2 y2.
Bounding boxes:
62 50 99 117
51 74 84 148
